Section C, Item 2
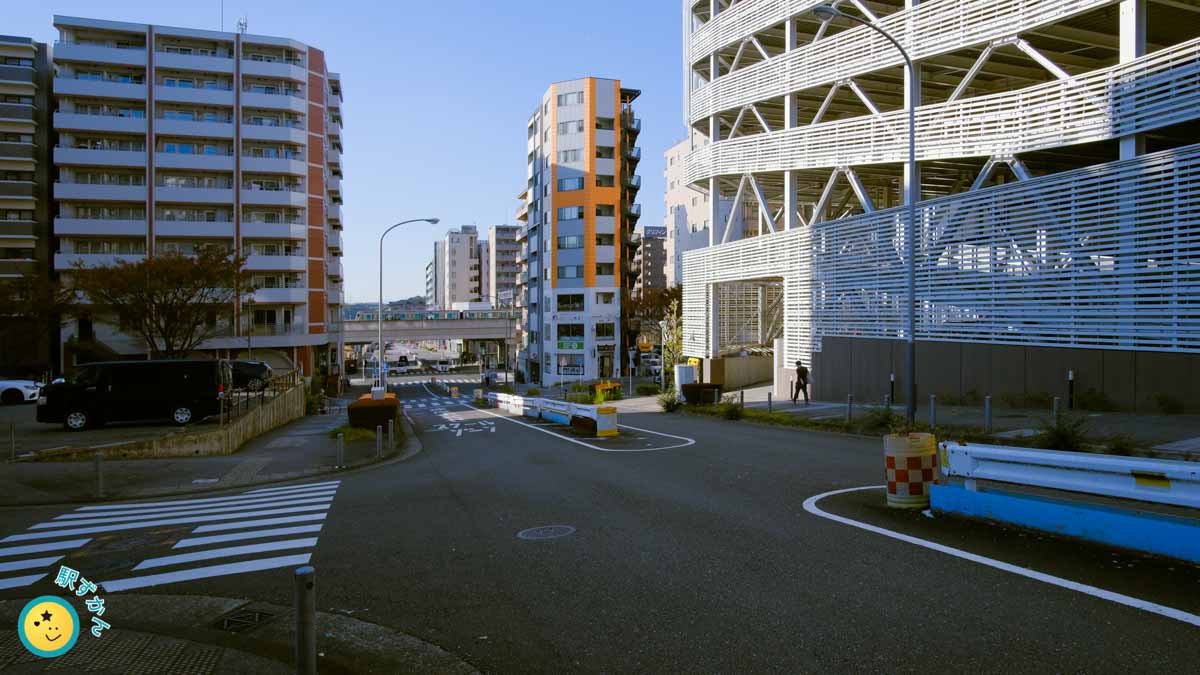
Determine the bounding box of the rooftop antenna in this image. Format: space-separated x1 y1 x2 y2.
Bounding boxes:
237 16 248 34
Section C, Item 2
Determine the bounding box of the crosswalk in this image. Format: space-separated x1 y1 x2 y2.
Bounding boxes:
426 377 482 385
402 395 472 411
0 480 341 593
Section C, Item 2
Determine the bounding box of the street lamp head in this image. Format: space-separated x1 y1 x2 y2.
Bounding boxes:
426 218 440 225
811 4 846 21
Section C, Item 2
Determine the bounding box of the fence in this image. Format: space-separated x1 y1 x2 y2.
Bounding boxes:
221 369 301 423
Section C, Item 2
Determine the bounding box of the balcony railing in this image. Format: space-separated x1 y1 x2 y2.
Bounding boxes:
624 146 641 161
249 323 305 336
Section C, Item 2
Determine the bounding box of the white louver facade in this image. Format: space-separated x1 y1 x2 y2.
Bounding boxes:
680 0 1200 412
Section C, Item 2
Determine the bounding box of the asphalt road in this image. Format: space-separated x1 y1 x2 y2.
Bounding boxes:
0 382 1196 673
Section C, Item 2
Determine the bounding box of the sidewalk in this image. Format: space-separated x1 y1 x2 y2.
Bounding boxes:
0 593 476 674
0 392 405 507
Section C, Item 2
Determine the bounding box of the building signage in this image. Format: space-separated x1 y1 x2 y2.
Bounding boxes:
560 365 583 375
557 340 584 351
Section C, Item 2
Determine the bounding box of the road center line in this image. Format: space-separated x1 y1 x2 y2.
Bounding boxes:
802 485 1200 628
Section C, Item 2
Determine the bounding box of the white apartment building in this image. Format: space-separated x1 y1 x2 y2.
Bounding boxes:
488 224 520 307
681 0 1200 411
50 15 345 375
662 135 748 287
427 225 481 309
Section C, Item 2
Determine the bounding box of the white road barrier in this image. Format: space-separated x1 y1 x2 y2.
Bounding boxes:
487 393 618 438
939 441 1200 509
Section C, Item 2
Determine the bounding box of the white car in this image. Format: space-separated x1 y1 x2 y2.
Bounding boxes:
431 360 453 373
0 379 41 405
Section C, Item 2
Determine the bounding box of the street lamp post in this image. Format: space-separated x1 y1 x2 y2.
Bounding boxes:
812 5 919 424
377 218 440 395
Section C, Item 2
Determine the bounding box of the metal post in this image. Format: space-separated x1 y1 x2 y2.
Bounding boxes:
846 394 854 423
378 218 439 391
767 391 772 413
984 395 993 433
9 422 14 460
740 390 744 409
94 451 104 498
375 425 382 458
929 394 937 429
1053 397 1061 426
293 565 317 675
387 419 394 450
336 433 345 469
1067 370 1075 410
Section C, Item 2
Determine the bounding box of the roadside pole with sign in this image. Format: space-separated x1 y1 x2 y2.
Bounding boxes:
628 348 637 394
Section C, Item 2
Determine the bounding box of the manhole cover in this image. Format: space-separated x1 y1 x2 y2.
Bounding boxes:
516 525 576 541
211 607 277 633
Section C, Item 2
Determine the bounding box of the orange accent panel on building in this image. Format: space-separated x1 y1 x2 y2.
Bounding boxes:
307 102 324 135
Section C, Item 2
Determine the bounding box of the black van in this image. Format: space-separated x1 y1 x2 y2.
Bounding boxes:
37 360 232 431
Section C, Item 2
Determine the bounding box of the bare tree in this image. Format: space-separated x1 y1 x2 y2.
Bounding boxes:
70 247 252 359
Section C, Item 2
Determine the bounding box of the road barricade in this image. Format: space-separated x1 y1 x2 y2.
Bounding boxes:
484 393 617 437
884 433 938 508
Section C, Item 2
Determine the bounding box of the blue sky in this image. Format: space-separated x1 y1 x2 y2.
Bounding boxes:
10 1 686 303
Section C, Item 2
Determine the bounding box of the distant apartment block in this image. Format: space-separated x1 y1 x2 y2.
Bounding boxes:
0 35 52 373
426 225 481 309
517 77 641 385
488 224 519 307
49 15 346 375
662 136 747 288
633 226 666 297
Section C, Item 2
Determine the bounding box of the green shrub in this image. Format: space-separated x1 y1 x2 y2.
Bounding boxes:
1034 414 1090 452
1076 388 1119 413
861 406 902 434
515 370 526 384
347 396 400 431
329 425 377 443
526 387 541 397
1154 392 1184 415
1105 434 1137 456
635 383 661 396
718 393 743 420
565 392 592 404
305 374 325 415
658 389 681 412
1001 391 1055 409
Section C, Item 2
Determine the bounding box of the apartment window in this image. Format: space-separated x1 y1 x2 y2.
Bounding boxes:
557 265 584 279
558 353 585 373
558 324 584 339
596 146 615 159
595 263 615 276
595 233 615 247
71 238 146 254
595 323 615 338
0 95 33 105
557 294 585 312
0 133 32 144
557 177 584 192
557 206 584 221
557 235 584 250
595 204 615 217
557 120 584 134
2 57 33 67
596 117 615 130
1 210 34 221
558 149 581 163
595 175 615 188
556 92 584 106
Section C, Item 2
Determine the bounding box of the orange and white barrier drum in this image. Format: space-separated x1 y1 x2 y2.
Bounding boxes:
884 433 938 508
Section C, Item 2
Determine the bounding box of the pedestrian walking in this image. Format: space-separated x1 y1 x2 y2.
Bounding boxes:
792 360 810 405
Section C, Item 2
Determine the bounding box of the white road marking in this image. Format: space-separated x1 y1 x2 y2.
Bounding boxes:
246 480 341 495
0 539 91 558
173 524 324 549
102 553 313 592
191 512 327 533
2 505 332 542
802 485 1200 629
0 573 47 590
0 555 62 573
40 496 334 528
133 538 318 571
75 482 340 511
53 491 336 520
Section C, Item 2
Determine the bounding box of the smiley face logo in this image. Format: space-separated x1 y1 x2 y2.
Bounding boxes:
17 596 79 658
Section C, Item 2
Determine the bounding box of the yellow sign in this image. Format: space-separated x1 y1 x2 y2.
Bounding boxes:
638 343 653 352
687 357 702 368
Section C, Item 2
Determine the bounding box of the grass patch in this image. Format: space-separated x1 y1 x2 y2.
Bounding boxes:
635 383 662 396
329 425 378 443
658 389 682 412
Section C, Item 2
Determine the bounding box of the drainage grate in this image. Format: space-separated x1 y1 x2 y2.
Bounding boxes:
211 607 277 633
517 525 576 541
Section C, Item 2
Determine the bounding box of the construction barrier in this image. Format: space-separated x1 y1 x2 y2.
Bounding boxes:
884 433 938 509
486 393 618 438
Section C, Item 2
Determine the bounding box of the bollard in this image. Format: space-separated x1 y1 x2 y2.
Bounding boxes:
94 451 104 498
293 566 317 675
883 394 891 410
767 391 772 413
387 419 395 450
740 390 744 409
929 394 937 429
375 425 383 458
1053 397 1061 426
845 394 854 423
9 422 14 461
984 395 993 433
336 433 345 469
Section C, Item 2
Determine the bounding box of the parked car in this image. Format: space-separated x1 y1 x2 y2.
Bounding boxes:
231 360 273 391
388 356 411 376
0 379 40 405
431 360 453 373
37 360 232 431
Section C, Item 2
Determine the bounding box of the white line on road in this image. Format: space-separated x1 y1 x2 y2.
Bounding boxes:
53 490 337 520
0 539 91 558
173 524 324 549
1 505 331 542
41 496 335 527
0 555 62 574
133 537 319 571
102 553 313 592
75 481 341 511
246 480 342 495
802 485 1200 629
191 513 327 533
0 573 46 590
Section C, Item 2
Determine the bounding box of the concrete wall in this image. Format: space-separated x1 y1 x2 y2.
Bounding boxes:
703 355 773 390
812 337 1200 413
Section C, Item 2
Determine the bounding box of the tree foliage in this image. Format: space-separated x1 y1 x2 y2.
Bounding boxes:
662 297 683 384
70 247 252 359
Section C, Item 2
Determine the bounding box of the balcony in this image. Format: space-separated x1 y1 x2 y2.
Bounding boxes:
156 185 235 204
155 220 235 238
327 259 343 280
55 252 145 269
327 173 341 194
54 112 146 134
241 187 306 207
55 182 147 202
624 203 642 220
55 77 146 100
254 287 306 304
245 254 306 272
0 103 33 122
248 323 306 337
624 174 642 190
327 203 342 226
54 218 147 237
241 91 306 114
624 146 642 162
54 41 147 67
241 221 305 239
622 114 642 134
154 85 234 107
0 181 35 198
327 145 341 167
155 118 234 139
328 230 342 254
241 58 306 81
242 123 306 144
54 147 147 168
155 51 234 74
155 151 234 171
241 155 305 175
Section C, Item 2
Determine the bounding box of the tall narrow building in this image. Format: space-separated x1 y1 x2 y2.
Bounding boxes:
50 16 345 375
0 35 52 374
487 224 520 308
517 77 641 385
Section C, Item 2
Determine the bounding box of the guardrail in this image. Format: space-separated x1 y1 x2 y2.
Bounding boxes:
486 392 617 437
939 441 1200 509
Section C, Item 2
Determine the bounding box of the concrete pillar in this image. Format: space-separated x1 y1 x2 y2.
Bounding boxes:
1119 0 1146 160
709 177 721 246
774 337 789 400
783 18 800 232
757 286 767 343
708 283 721 359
